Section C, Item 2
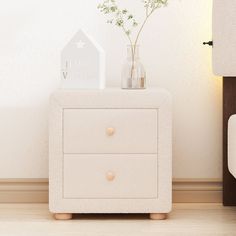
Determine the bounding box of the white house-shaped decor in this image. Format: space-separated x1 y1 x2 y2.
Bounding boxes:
61 29 105 89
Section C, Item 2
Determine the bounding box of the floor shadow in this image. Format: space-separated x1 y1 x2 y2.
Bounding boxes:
72 213 149 220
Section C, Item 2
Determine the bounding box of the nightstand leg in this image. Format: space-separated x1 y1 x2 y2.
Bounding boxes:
149 213 167 220
53 213 73 220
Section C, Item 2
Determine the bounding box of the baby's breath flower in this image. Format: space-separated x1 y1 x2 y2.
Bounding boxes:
116 19 124 26
128 15 133 20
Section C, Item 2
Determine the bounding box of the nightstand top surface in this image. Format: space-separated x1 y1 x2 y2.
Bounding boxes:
51 87 171 109
53 87 170 96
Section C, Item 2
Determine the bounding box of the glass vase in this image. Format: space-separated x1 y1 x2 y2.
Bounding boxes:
121 45 146 89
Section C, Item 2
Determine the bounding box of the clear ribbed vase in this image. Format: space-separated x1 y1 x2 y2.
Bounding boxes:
121 45 146 89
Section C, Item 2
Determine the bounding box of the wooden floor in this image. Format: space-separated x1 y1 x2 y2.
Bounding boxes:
0 204 235 235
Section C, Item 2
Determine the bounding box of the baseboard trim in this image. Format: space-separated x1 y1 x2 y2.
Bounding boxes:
173 179 222 203
0 179 222 203
0 179 48 203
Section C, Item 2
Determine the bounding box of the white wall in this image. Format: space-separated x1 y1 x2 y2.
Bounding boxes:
0 0 222 179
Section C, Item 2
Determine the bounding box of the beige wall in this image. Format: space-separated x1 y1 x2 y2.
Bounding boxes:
0 0 222 179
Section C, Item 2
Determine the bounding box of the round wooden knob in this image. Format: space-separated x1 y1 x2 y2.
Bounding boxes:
106 127 115 136
106 171 115 181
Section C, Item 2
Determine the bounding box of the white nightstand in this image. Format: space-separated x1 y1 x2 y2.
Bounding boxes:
49 88 172 220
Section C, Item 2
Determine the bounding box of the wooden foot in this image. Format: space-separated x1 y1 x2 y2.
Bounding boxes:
53 213 73 220
149 213 167 220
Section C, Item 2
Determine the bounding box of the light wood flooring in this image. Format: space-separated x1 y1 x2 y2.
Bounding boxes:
0 204 235 235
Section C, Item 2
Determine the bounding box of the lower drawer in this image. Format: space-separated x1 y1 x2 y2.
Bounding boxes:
63 154 158 199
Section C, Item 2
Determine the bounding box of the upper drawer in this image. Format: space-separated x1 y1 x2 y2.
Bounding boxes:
63 109 158 154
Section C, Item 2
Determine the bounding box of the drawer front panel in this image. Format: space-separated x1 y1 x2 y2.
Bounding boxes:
63 109 158 154
63 154 158 199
